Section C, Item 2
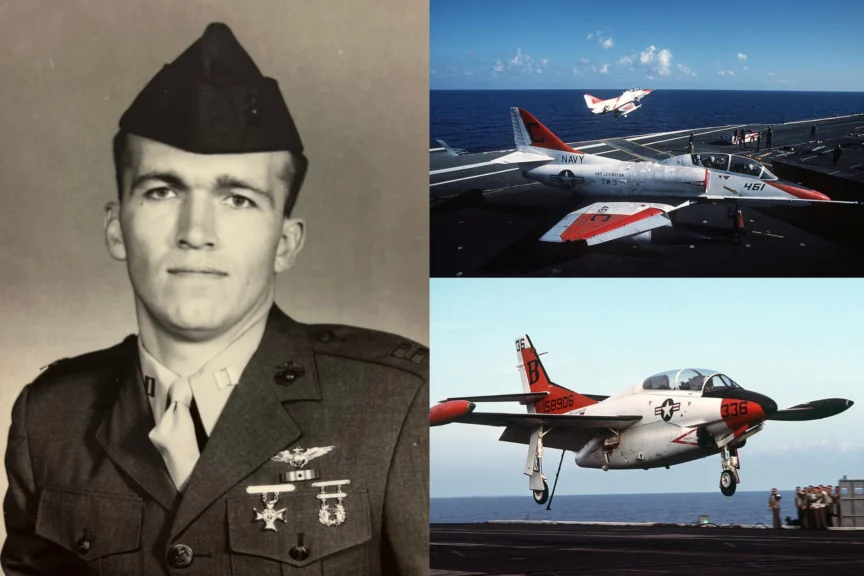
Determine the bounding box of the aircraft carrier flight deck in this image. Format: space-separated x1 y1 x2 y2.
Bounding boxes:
430 522 864 575
430 114 864 276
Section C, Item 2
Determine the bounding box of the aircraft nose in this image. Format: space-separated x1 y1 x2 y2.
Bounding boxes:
770 182 830 201
754 393 778 415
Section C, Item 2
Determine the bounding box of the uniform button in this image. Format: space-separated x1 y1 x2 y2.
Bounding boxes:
76 537 91 554
289 545 309 561
167 544 194 568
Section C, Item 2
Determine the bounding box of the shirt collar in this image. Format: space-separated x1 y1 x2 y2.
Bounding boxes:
138 303 271 435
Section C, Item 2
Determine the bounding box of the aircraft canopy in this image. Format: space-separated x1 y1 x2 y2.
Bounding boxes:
690 153 778 180
642 369 743 393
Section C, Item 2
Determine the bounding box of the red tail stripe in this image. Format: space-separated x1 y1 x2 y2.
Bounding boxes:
518 109 583 153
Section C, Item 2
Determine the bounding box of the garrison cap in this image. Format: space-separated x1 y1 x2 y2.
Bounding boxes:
119 23 305 157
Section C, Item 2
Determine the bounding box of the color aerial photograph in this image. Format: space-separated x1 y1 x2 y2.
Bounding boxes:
429 278 864 574
429 0 864 277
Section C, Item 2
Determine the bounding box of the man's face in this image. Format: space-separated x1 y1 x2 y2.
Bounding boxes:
105 135 304 340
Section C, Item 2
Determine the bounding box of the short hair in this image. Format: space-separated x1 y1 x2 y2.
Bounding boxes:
112 130 307 217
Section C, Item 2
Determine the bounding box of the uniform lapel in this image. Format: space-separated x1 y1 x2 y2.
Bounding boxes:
95 338 180 511
170 306 320 540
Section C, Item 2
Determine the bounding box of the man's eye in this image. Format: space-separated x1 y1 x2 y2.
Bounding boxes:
225 195 258 209
143 187 177 200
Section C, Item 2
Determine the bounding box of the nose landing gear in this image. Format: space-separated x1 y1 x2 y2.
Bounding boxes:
719 445 740 497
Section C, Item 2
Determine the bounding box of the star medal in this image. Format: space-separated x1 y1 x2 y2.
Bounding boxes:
253 492 287 532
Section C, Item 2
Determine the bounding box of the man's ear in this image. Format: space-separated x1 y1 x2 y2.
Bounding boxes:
104 201 127 261
274 218 305 274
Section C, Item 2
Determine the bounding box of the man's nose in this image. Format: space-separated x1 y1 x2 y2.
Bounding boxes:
176 194 217 249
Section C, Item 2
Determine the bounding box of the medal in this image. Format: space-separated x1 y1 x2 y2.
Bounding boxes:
253 493 287 532
312 479 350 527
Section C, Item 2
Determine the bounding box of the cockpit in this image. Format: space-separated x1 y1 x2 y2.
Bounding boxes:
690 153 778 181
641 369 744 394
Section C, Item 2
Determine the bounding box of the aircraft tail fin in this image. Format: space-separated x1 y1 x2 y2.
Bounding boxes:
509 107 582 153
583 94 604 107
515 334 597 414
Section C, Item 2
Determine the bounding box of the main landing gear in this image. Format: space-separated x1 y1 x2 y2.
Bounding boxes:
719 445 740 497
527 427 566 509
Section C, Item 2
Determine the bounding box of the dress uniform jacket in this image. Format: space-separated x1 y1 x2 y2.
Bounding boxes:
2 306 429 575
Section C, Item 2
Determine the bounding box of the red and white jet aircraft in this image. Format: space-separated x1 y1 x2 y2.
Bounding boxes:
430 334 854 504
491 108 854 246
584 88 653 117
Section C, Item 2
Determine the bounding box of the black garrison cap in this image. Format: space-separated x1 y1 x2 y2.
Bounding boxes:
119 23 305 157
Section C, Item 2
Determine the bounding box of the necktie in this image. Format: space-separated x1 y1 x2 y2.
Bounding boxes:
149 377 200 491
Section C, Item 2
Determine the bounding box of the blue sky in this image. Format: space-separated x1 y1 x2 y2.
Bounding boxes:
431 0 864 91
430 279 864 497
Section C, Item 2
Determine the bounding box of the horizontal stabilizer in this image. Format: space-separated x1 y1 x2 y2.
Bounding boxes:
445 412 642 429
491 150 555 165
438 392 549 405
540 201 693 245
766 398 854 421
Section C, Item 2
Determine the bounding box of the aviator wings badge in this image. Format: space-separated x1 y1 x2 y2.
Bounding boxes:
271 446 335 468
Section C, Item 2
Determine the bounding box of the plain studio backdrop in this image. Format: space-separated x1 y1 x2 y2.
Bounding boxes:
0 0 429 544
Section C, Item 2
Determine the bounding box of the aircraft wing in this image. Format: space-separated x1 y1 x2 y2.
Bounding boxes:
539 200 694 245
765 398 854 421
445 412 642 429
440 392 549 404
699 195 860 206
491 150 555 164
617 101 640 116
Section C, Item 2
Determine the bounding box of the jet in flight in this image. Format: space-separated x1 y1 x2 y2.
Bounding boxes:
584 88 653 117
430 334 854 504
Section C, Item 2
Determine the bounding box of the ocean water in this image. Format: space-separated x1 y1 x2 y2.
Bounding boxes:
431 492 800 527
430 89 864 153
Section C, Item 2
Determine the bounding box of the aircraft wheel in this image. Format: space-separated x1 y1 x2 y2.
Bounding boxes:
719 471 737 497
532 480 549 505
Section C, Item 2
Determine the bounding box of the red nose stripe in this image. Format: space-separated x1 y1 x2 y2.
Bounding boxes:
720 399 765 432
769 182 829 201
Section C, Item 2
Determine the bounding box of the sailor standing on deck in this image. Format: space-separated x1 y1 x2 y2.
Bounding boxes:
833 144 844 166
767 126 774 150
824 486 835 527
767 489 782 529
810 124 817 140
795 486 807 527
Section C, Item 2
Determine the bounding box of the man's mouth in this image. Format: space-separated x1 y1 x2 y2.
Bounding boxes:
168 267 228 277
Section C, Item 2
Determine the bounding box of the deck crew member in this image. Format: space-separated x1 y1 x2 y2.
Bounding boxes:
767 488 782 529
833 144 844 166
767 126 774 150
1 23 429 575
795 486 807 527
810 124 817 140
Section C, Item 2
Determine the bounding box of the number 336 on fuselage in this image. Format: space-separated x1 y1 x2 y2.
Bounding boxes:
430 334 854 503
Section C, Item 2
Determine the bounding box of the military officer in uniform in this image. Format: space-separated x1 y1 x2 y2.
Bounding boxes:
2 23 428 575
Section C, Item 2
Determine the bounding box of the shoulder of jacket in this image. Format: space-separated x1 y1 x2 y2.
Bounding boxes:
29 336 135 396
308 324 428 381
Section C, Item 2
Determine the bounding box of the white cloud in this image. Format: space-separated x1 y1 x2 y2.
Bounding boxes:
677 64 692 76
617 56 632 66
509 48 524 66
640 45 657 65
767 72 775 77
645 74 654 80
600 63 609 74
586 33 594 41
737 53 748 61
717 70 726 76
657 48 672 75
639 45 672 76
712 60 722 66
727 70 735 76
541 58 549 67
491 60 504 72
602 37 614 49
572 67 583 76
743 66 749 71
581 57 590 64
691 72 697 76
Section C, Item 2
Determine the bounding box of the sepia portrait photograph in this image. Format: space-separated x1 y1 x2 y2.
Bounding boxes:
0 0 429 574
